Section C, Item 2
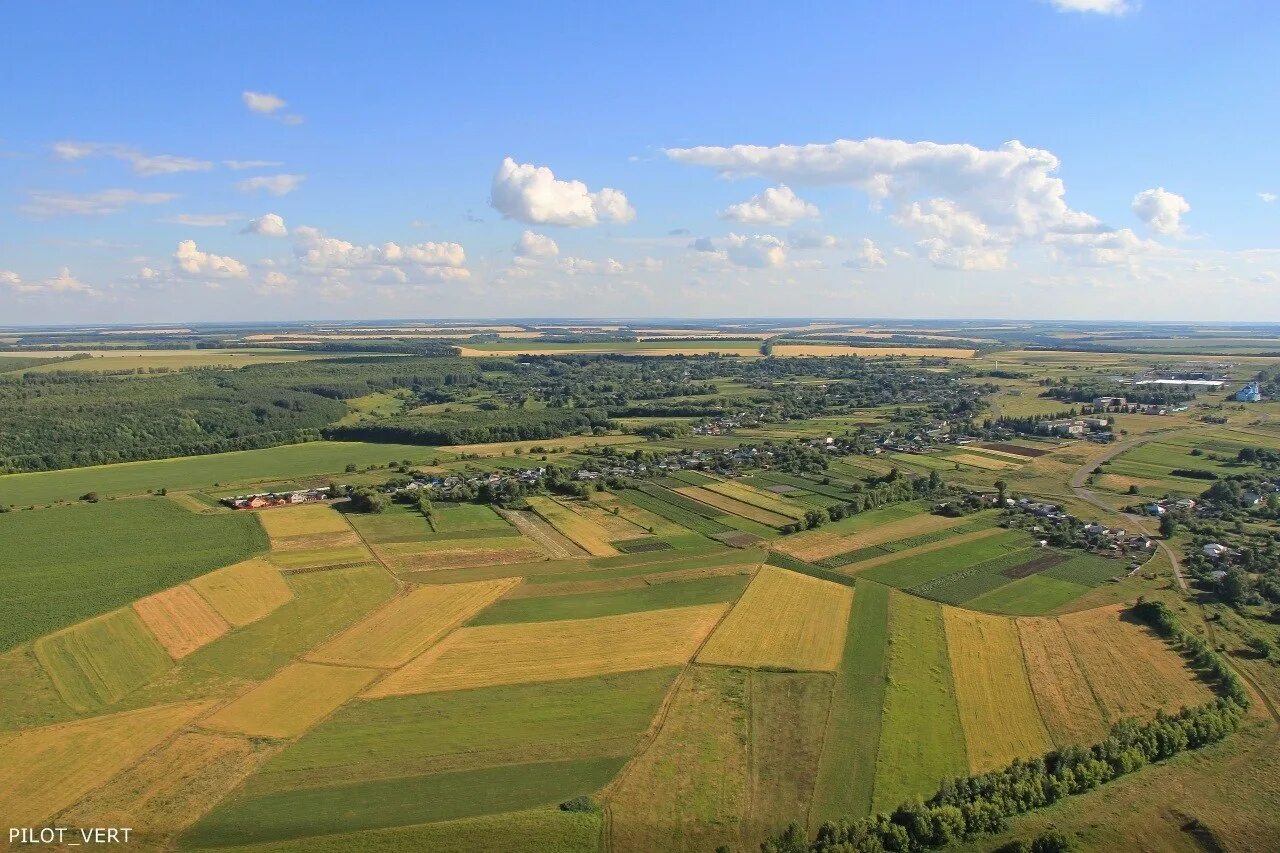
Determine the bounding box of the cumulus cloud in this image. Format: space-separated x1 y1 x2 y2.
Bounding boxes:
720 185 819 226
52 141 212 176
490 157 635 227
21 188 176 218
667 136 1125 272
1260 192 1277 204
224 159 283 170
236 174 304 196
242 91 303 124
791 232 847 250
256 270 296 295
174 240 249 279
723 234 787 268
0 267 96 296
1132 187 1190 236
1049 0 1131 14
845 238 887 270
292 226 469 282
165 213 243 227
241 213 288 237
1047 227 1159 267
514 230 559 258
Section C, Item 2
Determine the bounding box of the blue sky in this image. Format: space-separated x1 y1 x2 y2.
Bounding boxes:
2 0 1278 323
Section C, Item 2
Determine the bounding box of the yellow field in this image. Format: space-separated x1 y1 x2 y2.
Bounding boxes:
16 348 327 374
1060 605 1214 723
526 496 619 556
0 701 210 826
561 498 651 539
306 578 519 668
269 530 365 551
698 566 853 671
774 512 968 562
132 584 231 659
772 344 976 358
590 492 686 536
1016 617 1108 747
445 434 644 456
366 603 729 697
674 486 793 527
943 607 1053 772
948 452 1021 471
701 480 805 520
255 504 352 538
34 608 173 712
188 558 294 627
200 662 379 739
59 732 276 840
374 541 546 572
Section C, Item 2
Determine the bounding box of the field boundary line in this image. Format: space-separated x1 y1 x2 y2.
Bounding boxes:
1056 614 1114 727
342 506 406 586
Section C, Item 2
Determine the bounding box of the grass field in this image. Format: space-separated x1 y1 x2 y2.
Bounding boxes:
943 607 1052 772
34 607 174 712
189 559 294 627
15 347 330 374
0 440 450 506
256 504 353 539
469 574 750 625
526 496 620 556
132 584 231 660
697 566 853 672
858 529 1028 589
699 479 806 520
967 573 1093 615
366 603 728 697
307 578 519 668
0 700 211 826
0 498 266 652
1016 617 1109 747
373 535 545 572
775 511 967 562
202 662 380 739
619 487 733 535
872 591 967 812
811 580 891 823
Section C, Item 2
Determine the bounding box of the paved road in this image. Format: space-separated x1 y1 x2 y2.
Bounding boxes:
1068 428 1190 591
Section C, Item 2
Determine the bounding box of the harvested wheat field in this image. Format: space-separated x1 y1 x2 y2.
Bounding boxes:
701 480 805 520
673 486 793 527
1059 605 1213 723
256 505 351 539
366 603 729 697
0 701 211 826
1016 616 1108 747
948 452 1021 470
269 530 364 551
775 512 968 562
59 731 278 840
697 566 853 672
201 662 379 739
307 578 519 668
526 496 619 556
943 607 1052 772
132 584 231 659
188 558 294 627
375 541 546 572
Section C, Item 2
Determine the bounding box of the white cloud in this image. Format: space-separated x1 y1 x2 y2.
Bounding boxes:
845 238 887 270
242 91 303 124
292 226 469 283
165 213 243 227
174 240 249 279
790 232 846 250
52 141 212 176
0 267 97 296
720 185 819 226
667 136 1116 272
490 157 635 227
1132 187 1190 236
724 233 787 268
21 188 176 217
224 159 283 170
1048 227 1159 267
514 230 559 258
256 270 297 295
241 213 288 237
236 174 304 196
1049 0 1131 14
1260 192 1277 204
1252 272 1279 285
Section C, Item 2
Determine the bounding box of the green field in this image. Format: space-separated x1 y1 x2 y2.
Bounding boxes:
619 487 732 535
965 574 1093 616
858 529 1027 589
811 580 890 823
33 607 172 712
0 440 452 506
871 591 968 811
0 498 267 651
467 575 750 625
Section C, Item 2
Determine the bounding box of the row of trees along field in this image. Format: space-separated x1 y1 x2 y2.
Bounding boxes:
759 599 1248 853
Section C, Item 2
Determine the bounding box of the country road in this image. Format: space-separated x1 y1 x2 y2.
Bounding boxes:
1068 428 1190 591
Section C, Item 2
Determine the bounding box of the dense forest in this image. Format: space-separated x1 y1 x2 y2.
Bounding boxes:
325 408 614 446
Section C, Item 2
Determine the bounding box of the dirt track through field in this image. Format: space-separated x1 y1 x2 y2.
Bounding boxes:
497 508 588 558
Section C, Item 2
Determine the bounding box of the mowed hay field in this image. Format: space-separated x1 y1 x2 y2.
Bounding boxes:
132 584 231 660
202 662 379 739
674 485 793 527
256 504 362 550
699 479 806 520
373 536 546 572
367 603 729 697
775 510 968 562
0 700 211 826
306 578 519 668
1016 617 1109 747
59 732 278 841
189 559 294 627
526 496 619 556
34 607 173 712
943 607 1052 773
697 566 853 672
1058 605 1214 722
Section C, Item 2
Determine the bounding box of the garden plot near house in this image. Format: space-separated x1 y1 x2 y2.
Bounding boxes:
697 566 853 672
366 603 729 697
